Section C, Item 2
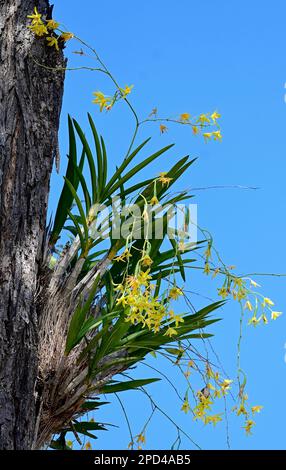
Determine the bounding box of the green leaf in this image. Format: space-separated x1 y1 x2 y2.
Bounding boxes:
73 161 91 215
88 113 103 197
102 138 151 198
50 116 84 245
165 348 184 356
49 439 72 451
67 209 86 253
107 144 174 197
100 378 160 394
81 400 110 411
63 225 78 237
72 421 107 433
151 259 196 273
64 178 89 246
90 316 131 373
122 178 154 199
100 136 108 189
126 302 224 354
77 310 117 349
169 238 186 281
99 356 141 372
65 276 100 354
178 332 214 340
73 118 98 203
65 301 85 355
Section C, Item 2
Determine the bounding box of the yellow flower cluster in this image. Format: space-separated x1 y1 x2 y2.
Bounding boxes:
92 85 133 112
115 270 183 334
203 242 212 275
181 363 233 427
160 124 168 134
136 433 146 445
114 248 133 263
27 7 74 50
199 245 270 435
196 112 222 142
216 275 282 326
233 392 263 435
120 85 134 97
158 172 173 186
149 195 159 206
179 111 220 125
114 249 184 333
243 419 255 435
203 130 222 142
128 432 146 450
181 399 191 413
203 242 282 326
193 391 223 426
193 392 213 421
180 113 191 122
92 91 113 112
147 172 173 207
157 111 222 140
179 349 262 436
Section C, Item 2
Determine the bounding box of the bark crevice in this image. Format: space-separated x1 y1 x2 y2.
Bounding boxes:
0 0 65 449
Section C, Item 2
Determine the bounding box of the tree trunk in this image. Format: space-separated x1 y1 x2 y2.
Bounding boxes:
0 0 65 449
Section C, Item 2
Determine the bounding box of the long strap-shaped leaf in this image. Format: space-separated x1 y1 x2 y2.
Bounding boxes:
107 143 175 197
99 378 160 394
88 113 104 198
100 135 108 190
65 275 100 354
102 138 151 199
50 116 85 245
73 118 98 204
64 178 89 248
71 158 91 215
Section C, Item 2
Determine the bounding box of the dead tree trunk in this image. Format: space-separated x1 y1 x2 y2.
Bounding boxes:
0 0 65 449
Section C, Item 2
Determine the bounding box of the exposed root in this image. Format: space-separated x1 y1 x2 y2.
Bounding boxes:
34 271 124 449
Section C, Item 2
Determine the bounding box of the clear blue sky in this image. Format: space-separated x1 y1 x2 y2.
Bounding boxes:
50 0 286 450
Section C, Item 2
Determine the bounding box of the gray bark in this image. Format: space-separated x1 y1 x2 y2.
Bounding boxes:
0 0 65 449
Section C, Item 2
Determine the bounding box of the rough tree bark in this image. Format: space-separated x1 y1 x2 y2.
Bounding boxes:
0 0 65 449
